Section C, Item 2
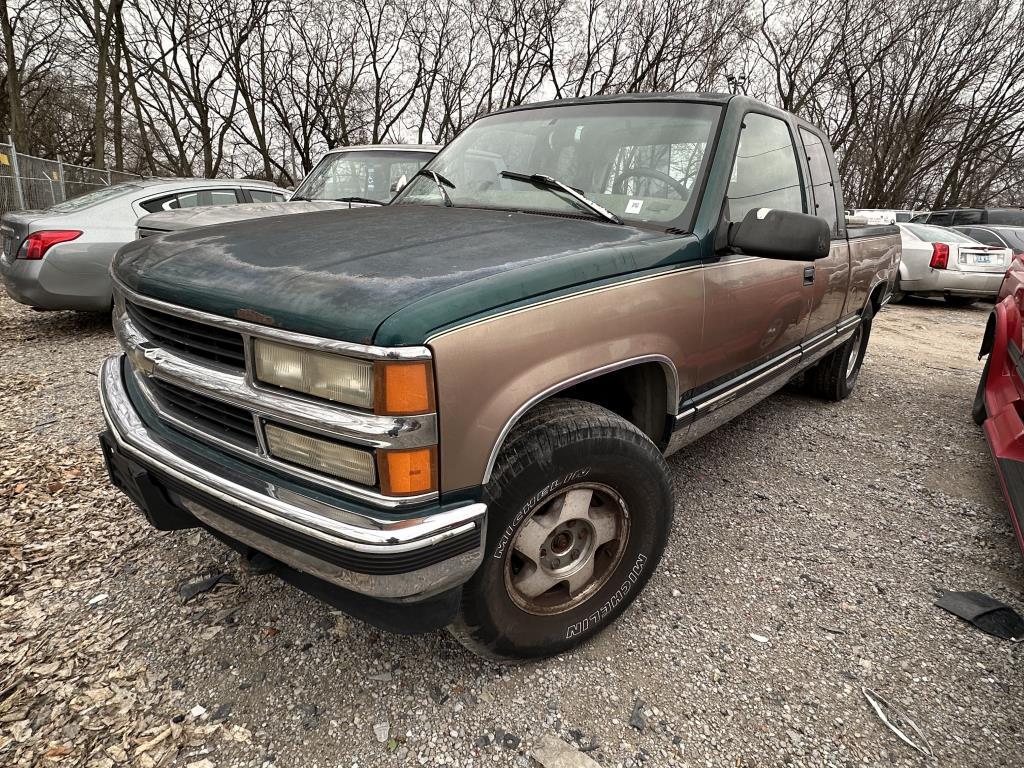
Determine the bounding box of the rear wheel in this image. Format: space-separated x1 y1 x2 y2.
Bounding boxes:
945 295 976 307
806 315 871 401
448 398 672 661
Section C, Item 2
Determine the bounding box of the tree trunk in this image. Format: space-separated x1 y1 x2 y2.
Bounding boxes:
0 0 26 149
111 36 123 171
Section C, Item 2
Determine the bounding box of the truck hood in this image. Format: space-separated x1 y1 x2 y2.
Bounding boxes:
114 206 687 344
136 200 356 233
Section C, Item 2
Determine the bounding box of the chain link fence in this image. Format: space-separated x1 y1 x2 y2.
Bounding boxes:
0 140 142 218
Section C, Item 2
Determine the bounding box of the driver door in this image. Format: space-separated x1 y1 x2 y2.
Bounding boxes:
694 111 812 399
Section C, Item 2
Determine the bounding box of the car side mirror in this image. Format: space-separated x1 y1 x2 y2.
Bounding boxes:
728 208 830 261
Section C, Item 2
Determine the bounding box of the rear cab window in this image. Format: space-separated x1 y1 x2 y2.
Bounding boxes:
798 128 839 236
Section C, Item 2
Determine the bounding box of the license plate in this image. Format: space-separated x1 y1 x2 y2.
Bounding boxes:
974 254 992 264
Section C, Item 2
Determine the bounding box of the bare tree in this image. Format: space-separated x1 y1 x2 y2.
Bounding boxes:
1 0 1022 209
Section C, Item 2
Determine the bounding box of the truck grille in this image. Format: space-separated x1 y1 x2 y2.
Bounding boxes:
146 377 258 448
126 301 246 367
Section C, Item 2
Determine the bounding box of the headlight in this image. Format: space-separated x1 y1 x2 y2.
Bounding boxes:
265 423 376 485
253 339 434 415
254 339 374 409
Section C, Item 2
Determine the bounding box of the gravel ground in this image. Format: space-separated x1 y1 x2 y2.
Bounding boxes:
2 292 1023 767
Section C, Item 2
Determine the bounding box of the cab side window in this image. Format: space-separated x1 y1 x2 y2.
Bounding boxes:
798 128 838 235
727 113 804 223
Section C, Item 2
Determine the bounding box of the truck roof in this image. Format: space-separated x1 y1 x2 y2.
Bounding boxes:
488 93 827 136
491 92 734 115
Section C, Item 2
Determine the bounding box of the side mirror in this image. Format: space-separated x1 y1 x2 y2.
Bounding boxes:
728 208 830 261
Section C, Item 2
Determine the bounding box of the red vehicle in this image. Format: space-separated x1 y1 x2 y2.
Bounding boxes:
975 252 1024 554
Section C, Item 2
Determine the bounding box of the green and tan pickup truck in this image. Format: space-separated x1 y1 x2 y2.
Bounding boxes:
98 94 900 660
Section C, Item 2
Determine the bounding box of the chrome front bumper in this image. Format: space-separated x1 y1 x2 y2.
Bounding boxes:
98 355 487 601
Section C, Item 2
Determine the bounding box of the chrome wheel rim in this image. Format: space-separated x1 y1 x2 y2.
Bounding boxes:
503 482 630 615
846 324 863 380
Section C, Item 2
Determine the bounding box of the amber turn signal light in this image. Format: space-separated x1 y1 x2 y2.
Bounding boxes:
378 447 437 496
375 361 435 415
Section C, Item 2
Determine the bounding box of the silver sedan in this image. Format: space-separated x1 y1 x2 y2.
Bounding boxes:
135 145 439 236
894 223 1012 306
0 178 285 312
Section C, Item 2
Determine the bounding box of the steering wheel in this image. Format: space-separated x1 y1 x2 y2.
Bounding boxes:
611 167 688 198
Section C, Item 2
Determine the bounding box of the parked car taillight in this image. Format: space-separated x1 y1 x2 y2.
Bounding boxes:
18 230 83 261
929 242 950 270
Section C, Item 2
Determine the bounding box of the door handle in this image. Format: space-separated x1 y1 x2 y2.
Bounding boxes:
803 266 815 285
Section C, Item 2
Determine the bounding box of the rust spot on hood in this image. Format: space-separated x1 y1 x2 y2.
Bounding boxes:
236 308 277 326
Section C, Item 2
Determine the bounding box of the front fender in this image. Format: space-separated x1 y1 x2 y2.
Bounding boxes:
427 268 704 493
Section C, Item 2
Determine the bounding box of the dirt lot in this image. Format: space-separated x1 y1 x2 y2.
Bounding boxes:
2 293 1022 767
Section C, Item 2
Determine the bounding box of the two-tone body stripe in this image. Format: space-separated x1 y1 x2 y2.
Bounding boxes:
426 258 758 343
674 311 861 432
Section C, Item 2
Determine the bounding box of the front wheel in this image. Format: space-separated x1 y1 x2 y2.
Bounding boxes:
448 399 673 661
805 314 872 401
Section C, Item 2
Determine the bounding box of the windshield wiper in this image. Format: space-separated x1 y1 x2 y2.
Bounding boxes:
499 171 622 225
333 196 386 206
413 168 455 207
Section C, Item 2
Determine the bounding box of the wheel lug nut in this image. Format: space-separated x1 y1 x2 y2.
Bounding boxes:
553 558 560 567
571 549 580 559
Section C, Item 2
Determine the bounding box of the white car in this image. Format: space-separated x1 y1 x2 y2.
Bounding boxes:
136 145 438 236
893 223 1011 306
853 208 919 225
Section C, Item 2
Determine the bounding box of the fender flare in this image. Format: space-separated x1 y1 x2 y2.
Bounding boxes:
979 311 997 359
480 355 680 485
862 278 890 321
987 296 1019 376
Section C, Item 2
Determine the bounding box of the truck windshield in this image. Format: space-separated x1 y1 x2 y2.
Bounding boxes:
293 150 436 203
394 101 721 230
